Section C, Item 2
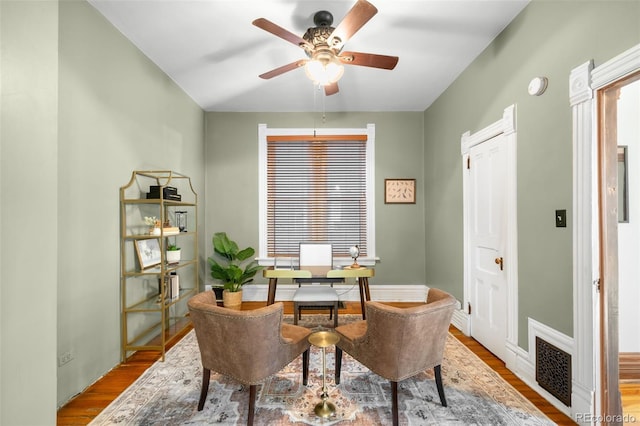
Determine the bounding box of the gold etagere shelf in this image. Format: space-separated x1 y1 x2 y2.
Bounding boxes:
119 170 198 361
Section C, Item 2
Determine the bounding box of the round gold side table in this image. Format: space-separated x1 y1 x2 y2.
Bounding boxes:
308 330 340 418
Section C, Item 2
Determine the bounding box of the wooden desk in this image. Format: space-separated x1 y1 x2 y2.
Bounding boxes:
263 267 375 319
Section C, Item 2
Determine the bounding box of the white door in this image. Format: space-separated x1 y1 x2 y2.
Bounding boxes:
468 133 508 361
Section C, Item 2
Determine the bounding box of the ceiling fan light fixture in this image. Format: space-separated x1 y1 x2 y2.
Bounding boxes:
253 0 397 94
304 57 344 86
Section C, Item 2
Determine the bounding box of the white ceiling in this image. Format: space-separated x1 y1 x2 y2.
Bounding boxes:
87 0 529 112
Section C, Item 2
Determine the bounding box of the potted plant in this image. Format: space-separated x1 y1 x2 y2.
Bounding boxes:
208 232 263 310
166 243 181 264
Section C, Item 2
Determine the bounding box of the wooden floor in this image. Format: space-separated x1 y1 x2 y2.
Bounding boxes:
59 301 637 425
621 381 640 424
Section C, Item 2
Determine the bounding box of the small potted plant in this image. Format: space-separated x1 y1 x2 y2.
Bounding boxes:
166 243 181 264
208 232 263 310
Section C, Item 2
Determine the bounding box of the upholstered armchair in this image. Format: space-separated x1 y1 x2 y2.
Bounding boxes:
187 291 311 425
334 288 457 426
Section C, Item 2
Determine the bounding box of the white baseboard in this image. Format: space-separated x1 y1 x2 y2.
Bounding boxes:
451 309 469 335
571 382 595 425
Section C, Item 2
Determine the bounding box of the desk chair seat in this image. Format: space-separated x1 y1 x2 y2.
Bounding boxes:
293 285 339 328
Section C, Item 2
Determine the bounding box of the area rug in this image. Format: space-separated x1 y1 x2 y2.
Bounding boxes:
90 315 554 425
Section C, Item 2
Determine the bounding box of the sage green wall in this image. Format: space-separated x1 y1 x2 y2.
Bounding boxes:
57 0 205 408
204 112 425 287
423 0 640 349
1 2 59 424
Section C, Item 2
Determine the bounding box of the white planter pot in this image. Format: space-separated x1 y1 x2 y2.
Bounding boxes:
166 249 181 264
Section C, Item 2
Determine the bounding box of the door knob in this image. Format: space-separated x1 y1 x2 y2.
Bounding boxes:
495 257 504 271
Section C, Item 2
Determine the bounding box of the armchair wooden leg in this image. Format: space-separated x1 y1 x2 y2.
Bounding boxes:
248 384 257 426
391 380 399 426
302 349 309 385
197 368 211 411
434 365 447 407
335 347 342 385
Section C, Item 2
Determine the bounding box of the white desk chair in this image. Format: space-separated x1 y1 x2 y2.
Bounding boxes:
293 243 342 328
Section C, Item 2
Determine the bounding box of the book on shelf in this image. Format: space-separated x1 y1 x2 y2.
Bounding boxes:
162 227 180 235
157 273 180 302
170 274 180 300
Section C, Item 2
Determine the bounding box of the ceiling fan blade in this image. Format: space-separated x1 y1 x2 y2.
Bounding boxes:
252 18 312 50
338 51 398 70
328 0 378 49
324 82 339 96
258 59 307 80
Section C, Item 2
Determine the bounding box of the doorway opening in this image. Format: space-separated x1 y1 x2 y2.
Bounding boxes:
599 69 640 421
570 43 640 422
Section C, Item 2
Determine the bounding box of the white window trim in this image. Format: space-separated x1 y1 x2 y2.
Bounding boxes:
257 123 376 267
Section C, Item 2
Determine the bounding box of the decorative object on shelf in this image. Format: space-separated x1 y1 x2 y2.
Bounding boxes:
175 211 188 232
384 178 416 204
145 216 161 235
208 232 263 310
146 185 181 201
166 244 181 265
308 330 340 418
161 218 181 235
135 238 162 269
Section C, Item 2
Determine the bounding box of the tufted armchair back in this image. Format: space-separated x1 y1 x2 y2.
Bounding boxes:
334 287 457 426
187 291 311 425
336 287 456 381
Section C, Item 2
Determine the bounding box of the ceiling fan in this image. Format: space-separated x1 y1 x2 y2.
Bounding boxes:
252 0 399 96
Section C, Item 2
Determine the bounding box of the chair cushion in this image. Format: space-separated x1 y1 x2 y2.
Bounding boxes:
293 286 339 302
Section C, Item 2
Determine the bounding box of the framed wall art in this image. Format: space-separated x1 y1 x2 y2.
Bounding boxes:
135 238 162 269
385 178 416 204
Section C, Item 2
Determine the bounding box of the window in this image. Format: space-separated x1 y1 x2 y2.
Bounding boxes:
258 124 375 266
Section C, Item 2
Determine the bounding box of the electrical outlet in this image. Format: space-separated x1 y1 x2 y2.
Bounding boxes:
205 284 212 292
58 351 73 366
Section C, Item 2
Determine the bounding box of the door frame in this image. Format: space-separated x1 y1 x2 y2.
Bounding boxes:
461 104 519 370
570 43 640 421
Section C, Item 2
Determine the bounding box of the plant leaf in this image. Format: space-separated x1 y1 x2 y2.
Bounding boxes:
236 247 255 261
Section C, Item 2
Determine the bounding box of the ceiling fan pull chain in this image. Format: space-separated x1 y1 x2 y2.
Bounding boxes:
322 90 327 124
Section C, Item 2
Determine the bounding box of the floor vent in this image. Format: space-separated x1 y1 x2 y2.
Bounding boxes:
536 336 572 406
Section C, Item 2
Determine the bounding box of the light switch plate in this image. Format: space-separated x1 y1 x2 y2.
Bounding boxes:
556 209 567 227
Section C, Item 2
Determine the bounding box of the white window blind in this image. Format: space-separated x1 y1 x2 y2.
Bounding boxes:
267 134 368 259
